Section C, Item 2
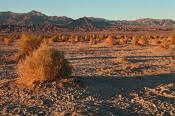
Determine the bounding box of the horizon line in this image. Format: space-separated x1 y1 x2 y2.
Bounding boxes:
0 10 174 21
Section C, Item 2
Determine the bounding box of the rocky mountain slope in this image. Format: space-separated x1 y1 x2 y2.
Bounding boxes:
0 11 175 32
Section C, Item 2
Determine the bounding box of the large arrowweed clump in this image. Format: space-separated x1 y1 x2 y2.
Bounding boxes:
17 43 72 82
18 33 42 56
15 33 43 61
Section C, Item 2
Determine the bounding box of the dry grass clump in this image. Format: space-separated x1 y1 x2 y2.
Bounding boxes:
167 34 175 44
151 38 161 45
119 36 128 45
95 34 106 42
89 36 96 44
132 35 140 45
48 35 57 43
0 36 4 42
69 35 76 44
14 33 43 62
48 38 55 43
75 35 79 42
159 39 169 49
18 33 42 56
61 35 68 42
85 35 90 41
17 43 72 87
104 35 116 45
138 36 148 45
4 38 12 46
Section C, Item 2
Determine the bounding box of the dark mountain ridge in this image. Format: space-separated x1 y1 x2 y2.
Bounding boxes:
0 11 175 33
0 11 175 27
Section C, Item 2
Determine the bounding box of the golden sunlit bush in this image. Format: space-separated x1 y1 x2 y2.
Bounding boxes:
132 35 140 45
4 38 12 46
18 33 42 56
96 35 101 42
17 43 72 83
167 34 175 44
119 36 128 45
138 36 148 45
99 34 106 39
0 36 4 42
151 38 161 45
48 36 56 43
61 35 67 41
104 35 116 45
75 35 79 42
159 39 169 49
89 36 96 44
49 35 57 43
85 35 90 41
69 35 76 44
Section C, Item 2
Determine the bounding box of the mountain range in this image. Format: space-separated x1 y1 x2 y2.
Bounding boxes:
0 10 175 27
0 11 175 32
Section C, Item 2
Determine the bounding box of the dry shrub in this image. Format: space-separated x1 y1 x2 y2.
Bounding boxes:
85 35 90 41
18 33 42 56
138 36 148 45
104 35 116 45
61 35 68 42
14 33 42 62
58 34 62 40
48 37 56 43
48 38 54 43
79 35 85 42
119 36 128 45
48 35 57 43
151 39 161 45
159 39 169 49
89 36 96 44
75 35 79 42
132 35 140 45
167 34 175 44
0 36 4 42
96 35 101 42
99 34 106 39
4 38 12 46
70 35 76 44
15 34 21 40
17 43 72 87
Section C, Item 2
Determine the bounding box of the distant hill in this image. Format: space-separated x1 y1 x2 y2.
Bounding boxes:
0 11 175 32
66 17 113 28
0 10 73 25
0 11 175 27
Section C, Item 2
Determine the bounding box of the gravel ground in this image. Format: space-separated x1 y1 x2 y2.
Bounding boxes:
0 40 175 115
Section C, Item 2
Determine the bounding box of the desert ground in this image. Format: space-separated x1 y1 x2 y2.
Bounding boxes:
0 34 175 116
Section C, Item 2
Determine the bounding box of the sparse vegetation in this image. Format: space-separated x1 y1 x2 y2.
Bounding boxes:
17 33 42 58
138 36 148 45
1 32 175 115
104 35 116 45
132 35 140 45
4 38 12 46
167 34 175 44
89 36 96 44
151 38 161 45
159 39 169 49
17 43 72 83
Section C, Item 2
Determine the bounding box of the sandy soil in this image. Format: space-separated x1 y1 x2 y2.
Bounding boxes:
0 40 175 115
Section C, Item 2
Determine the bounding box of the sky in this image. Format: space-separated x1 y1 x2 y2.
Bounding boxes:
0 0 175 20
